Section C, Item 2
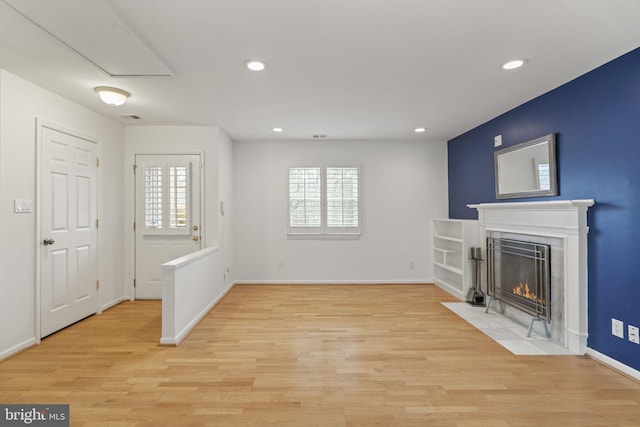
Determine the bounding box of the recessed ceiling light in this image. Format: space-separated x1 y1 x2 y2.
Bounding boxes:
272 127 284 132
414 127 427 133
502 59 527 70
245 60 266 71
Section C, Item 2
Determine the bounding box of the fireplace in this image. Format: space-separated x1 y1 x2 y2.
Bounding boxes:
486 237 551 322
468 200 594 354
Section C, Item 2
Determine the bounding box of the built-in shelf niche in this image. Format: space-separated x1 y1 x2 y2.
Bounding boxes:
432 219 479 300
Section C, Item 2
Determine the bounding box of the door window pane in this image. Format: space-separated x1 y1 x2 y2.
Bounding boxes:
144 166 162 229
169 166 188 229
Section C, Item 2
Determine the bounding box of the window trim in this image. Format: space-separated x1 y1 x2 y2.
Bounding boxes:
287 162 361 238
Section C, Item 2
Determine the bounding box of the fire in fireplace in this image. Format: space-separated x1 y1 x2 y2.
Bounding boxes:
486 237 551 322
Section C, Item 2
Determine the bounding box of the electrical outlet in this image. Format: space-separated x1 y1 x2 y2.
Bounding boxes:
409 261 415 270
278 260 285 269
612 318 624 339
494 134 502 147
628 325 639 344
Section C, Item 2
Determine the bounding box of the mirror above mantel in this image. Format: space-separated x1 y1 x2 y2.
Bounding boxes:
494 133 557 199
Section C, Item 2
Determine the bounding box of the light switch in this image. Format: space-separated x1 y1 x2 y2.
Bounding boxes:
494 135 502 147
14 199 32 213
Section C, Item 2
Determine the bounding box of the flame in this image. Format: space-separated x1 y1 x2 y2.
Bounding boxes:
513 281 545 306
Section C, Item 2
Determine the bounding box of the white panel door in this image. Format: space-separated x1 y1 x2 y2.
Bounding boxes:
135 154 201 299
41 127 98 337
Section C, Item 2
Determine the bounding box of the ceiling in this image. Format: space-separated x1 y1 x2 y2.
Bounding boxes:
1 0 639 142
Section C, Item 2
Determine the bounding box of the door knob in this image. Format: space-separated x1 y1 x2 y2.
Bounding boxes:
43 238 55 246
192 235 199 241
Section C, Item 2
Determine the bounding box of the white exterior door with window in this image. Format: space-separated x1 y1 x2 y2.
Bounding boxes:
134 154 201 299
40 126 98 337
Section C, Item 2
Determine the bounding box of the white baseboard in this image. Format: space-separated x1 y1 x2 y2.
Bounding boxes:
0 337 37 362
101 296 129 313
433 280 465 301
233 279 433 285
586 348 640 381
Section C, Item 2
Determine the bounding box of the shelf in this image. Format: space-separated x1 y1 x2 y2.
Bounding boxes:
434 261 463 275
433 264 463 292
433 277 464 300
432 218 479 300
434 234 463 243
434 248 459 254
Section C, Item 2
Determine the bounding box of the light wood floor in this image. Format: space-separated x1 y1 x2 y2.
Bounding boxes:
1 284 639 426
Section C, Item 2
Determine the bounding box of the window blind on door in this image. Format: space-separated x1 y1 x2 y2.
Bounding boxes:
144 165 163 229
142 160 191 235
169 165 188 229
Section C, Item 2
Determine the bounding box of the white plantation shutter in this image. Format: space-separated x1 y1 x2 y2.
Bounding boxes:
144 165 163 229
142 160 191 235
326 166 359 232
288 167 322 233
169 165 188 229
288 163 361 236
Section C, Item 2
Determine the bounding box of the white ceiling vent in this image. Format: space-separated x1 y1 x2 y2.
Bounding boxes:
2 0 174 77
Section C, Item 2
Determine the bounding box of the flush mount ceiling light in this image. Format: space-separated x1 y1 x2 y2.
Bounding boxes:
272 127 284 132
502 59 527 70
414 127 427 133
94 86 130 106
245 60 266 71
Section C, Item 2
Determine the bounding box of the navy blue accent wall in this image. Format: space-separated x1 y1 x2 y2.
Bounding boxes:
448 47 640 371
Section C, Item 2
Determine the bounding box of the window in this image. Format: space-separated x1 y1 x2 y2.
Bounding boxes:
288 163 361 236
169 166 188 229
142 160 192 235
144 165 163 229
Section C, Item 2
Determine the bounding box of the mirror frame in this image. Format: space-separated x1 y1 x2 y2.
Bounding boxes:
494 133 557 199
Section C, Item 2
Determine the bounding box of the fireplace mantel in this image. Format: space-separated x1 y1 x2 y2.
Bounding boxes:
468 199 594 354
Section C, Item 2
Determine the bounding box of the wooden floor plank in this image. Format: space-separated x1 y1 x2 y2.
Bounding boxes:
1 284 639 426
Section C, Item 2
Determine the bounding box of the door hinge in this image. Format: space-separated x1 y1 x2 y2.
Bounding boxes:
133 279 136 288
96 219 100 228
96 157 100 167
133 222 136 231
96 280 100 290
133 164 137 174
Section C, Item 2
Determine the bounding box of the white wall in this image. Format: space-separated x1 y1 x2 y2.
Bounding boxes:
233 139 448 283
124 126 225 296
0 70 125 359
217 130 235 286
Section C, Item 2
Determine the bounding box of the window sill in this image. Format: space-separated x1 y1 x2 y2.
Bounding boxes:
287 232 361 240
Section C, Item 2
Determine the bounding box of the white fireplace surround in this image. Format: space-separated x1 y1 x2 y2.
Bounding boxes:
468 199 595 355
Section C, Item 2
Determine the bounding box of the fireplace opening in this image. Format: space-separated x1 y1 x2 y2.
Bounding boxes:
487 237 551 322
